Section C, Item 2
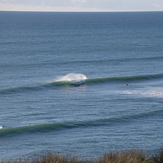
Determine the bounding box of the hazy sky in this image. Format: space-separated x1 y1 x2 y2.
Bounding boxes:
0 0 163 12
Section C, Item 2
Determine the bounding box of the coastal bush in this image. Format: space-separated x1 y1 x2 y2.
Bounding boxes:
151 148 163 163
1 148 163 163
91 150 147 163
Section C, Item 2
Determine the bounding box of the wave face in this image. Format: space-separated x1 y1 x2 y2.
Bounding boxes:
1 108 162 138
86 73 163 84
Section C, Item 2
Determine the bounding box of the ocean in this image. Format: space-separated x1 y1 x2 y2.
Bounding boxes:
0 11 163 161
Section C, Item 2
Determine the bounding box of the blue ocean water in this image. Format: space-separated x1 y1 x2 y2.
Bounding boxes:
0 11 163 160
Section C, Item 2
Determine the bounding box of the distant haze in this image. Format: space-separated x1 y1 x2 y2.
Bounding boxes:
0 0 163 12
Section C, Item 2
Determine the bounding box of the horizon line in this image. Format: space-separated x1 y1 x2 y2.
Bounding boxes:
0 10 163 12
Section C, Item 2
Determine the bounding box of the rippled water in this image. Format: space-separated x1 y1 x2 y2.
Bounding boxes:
0 11 163 160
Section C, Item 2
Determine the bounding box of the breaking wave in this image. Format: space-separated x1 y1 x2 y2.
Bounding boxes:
48 73 163 86
1 73 163 95
55 73 87 82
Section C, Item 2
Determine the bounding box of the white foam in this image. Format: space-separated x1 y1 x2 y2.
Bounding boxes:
122 89 163 98
55 73 87 82
0 126 3 129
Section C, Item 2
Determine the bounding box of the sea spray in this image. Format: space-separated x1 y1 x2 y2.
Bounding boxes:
55 73 87 82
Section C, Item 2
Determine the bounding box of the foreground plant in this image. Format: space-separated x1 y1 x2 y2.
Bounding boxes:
1 148 163 163
92 150 147 163
151 148 163 163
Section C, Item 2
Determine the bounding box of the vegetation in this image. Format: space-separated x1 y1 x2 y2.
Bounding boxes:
151 148 163 163
1 148 163 163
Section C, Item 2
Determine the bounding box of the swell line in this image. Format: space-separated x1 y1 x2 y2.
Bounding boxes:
0 109 162 138
0 81 72 95
0 85 43 95
85 73 163 84
2 56 162 68
45 73 163 87
1 73 163 95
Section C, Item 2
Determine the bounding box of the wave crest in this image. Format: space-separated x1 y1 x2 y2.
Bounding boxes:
55 73 87 82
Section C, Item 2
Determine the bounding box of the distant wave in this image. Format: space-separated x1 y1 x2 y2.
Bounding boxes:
1 73 163 95
0 109 162 138
5 56 162 68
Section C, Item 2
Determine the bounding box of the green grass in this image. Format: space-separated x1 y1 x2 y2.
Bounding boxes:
1 148 163 163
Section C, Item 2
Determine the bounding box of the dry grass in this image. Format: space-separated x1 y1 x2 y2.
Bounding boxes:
91 150 147 163
1 148 163 163
151 148 163 163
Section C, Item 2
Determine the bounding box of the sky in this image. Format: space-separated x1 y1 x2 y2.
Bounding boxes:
0 0 163 12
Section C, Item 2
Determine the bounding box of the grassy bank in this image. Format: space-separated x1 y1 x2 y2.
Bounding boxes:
1 148 163 163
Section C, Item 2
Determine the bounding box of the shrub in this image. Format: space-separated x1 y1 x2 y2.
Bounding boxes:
151 148 163 163
2 148 163 163
92 150 147 163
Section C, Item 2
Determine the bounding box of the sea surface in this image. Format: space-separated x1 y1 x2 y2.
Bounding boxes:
0 11 163 161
